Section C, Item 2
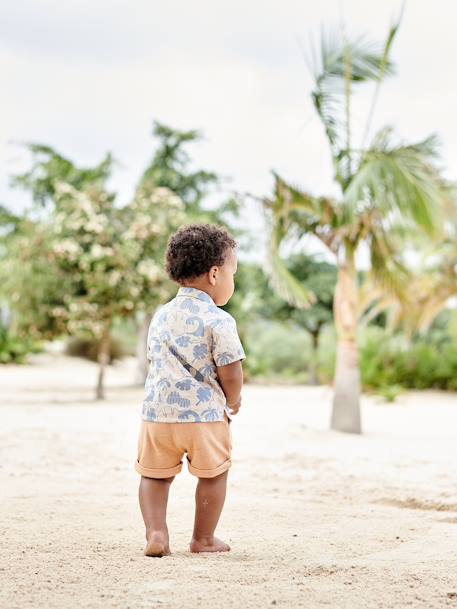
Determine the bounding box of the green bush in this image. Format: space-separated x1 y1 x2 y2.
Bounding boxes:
111 316 137 356
376 384 403 402
65 334 125 363
244 319 312 382
0 324 42 364
242 316 457 393
359 324 457 392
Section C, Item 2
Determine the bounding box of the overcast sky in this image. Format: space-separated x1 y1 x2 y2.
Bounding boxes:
2 0 457 256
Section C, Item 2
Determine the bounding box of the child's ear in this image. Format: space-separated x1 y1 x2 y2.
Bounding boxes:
208 265 218 286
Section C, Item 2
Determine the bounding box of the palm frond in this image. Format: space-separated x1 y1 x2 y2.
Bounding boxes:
273 172 341 252
362 4 404 147
367 223 411 304
267 226 317 310
309 25 396 163
345 128 448 235
384 276 452 337
357 278 387 322
263 174 320 309
417 294 454 333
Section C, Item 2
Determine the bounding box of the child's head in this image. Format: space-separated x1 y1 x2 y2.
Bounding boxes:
165 223 238 306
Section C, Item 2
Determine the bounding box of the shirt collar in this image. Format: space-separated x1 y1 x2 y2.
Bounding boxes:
176 286 215 304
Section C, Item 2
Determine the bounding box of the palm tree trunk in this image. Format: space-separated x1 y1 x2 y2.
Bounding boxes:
95 322 111 400
135 311 152 385
331 256 361 433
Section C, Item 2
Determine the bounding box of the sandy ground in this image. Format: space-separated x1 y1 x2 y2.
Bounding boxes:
1 352 457 609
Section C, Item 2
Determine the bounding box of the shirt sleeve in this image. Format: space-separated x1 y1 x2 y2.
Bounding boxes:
211 317 246 367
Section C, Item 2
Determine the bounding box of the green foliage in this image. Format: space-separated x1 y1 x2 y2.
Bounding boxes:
243 320 311 383
359 320 457 392
110 316 138 356
4 157 185 342
138 121 240 227
225 257 335 334
65 334 125 363
11 144 114 207
45 183 183 336
0 323 42 364
139 122 217 212
239 313 457 395
377 384 403 402
224 258 336 383
310 25 397 166
345 128 445 235
280 255 336 334
2 121 238 396
0 220 74 340
224 262 281 322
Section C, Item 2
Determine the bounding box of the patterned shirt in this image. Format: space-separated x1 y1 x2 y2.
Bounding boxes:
141 286 246 423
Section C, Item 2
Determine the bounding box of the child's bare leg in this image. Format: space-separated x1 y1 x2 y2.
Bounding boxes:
138 475 174 557
190 470 230 553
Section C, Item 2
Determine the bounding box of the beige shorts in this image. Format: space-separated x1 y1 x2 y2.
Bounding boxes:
134 415 232 479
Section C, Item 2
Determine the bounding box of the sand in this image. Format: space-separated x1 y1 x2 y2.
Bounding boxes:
1 352 457 609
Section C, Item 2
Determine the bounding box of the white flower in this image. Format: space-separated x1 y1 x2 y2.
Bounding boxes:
137 260 160 282
89 244 113 259
85 215 107 233
53 239 81 257
154 187 183 209
75 192 96 216
86 221 104 233
90 244 104 259
108 270 122 286
55 182 74 195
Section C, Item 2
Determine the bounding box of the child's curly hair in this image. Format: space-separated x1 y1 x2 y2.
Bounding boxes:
165 223 237 283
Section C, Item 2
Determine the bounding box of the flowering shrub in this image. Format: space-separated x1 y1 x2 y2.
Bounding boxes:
1 180 185 396
41 181 185 338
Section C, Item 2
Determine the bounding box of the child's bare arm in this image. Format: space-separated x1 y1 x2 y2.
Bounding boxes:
216 360 243 414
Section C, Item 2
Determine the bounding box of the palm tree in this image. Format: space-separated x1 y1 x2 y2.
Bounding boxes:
381 236 457 338
263 16 450 433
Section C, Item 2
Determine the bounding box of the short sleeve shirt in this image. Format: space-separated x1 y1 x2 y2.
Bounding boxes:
141 287 245 423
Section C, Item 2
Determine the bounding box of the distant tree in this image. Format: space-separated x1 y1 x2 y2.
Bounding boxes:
225 256 336 383
276 255 336 384
6 123 241 391
5 145 185 398
139 122 217 214
0 215 72 341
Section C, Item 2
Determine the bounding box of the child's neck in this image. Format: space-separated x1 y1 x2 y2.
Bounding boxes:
181 281 216 302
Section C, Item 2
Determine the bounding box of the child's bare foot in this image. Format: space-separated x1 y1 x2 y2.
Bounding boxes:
189 536 231 553
144 531 171 557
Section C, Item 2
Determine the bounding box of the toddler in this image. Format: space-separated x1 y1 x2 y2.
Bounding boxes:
134 223 245 557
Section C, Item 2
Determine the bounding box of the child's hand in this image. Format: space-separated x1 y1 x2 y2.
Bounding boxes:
228 397 242 415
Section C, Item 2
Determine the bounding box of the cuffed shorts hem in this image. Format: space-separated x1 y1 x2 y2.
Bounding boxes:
187 457 232 479
134 416 232 480
134 459 183 479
